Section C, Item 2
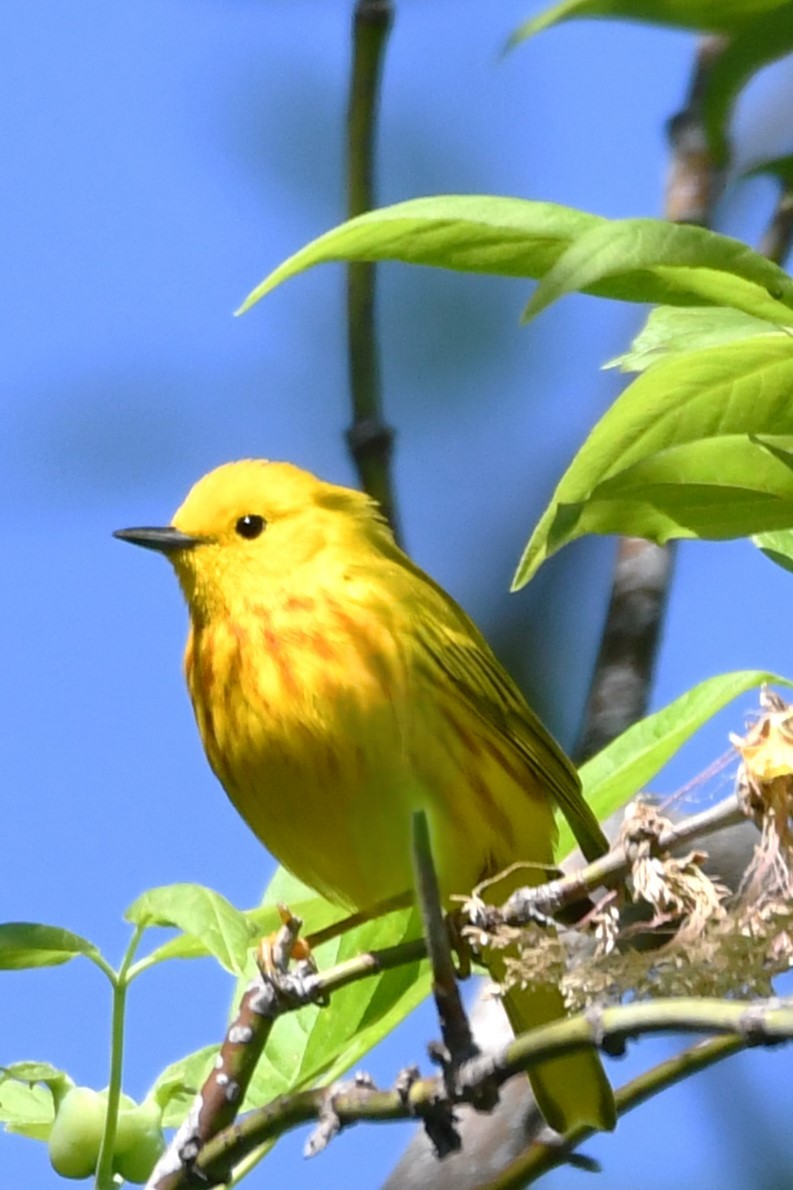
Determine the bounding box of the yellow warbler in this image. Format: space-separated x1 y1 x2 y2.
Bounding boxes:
115 459 615 1134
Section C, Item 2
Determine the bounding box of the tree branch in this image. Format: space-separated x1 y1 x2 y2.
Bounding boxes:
575 34 727 763
182 997 793 1187
477 1034 745 1188
759 181 793 267
142 777 769 1189
345 0 401 539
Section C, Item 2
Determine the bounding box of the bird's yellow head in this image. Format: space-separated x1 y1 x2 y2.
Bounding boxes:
114 459 388 619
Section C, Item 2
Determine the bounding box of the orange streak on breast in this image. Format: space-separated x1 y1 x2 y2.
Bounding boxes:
253 613 299 699
309 631 336 661
283 595 316 614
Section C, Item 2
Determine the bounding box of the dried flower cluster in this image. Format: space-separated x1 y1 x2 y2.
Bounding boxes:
476 691 793 1013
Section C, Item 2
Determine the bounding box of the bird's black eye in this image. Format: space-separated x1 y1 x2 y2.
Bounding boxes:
235 514 266 540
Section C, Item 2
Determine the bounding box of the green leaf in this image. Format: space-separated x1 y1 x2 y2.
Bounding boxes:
507 0 790 44
125 884 252 976
158 910 429 1128
582 671 790 815
153 1047 218 1127
0 1062 67 1087
0 923 100 970
606 306 787 373
702 7 793 166
242 905 427 1110
242 868 428 1112
238 197 599 312
237 197 793 320
523 219 793 324
514 334 793 587
744 153 793 187
754 528 793 574
155 869 429 1140
548 433 793 547
0 1078 56 1140
557 670 791 856
145 896 341 967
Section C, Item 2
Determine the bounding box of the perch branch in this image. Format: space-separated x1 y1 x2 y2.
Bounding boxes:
412 811 477 1071
186 997 793 1186
144 778 766 1189
147 912 311 1190
483 792 747 930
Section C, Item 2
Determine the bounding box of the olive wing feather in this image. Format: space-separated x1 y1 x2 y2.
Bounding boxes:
404 575 608 865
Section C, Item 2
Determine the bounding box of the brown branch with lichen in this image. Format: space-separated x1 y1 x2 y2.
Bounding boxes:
167 996 793 1189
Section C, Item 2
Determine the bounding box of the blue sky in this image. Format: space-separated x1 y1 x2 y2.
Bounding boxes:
3 2 793 1187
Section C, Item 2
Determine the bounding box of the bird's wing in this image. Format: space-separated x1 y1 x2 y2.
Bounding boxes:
404 577 608 865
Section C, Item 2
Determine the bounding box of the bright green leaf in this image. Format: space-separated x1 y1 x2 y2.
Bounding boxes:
238 197 600 312
154 1047 218 1128
507 0 790 44
0 1062 66 1087
156 868 429 1145
557 670 790 856
582 671 789 814
754 528 793 574
0 923 100 971
0 1063 73 1140
514 334 793 586
523 219 793 324
125 884 251 976
547 433 793 549
145 895 341 967
0 1078 57 1140
237 196 793 320
606 306 787 373
242 869 427 1111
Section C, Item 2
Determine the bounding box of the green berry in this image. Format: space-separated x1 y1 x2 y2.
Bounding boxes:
113 1098 166 1184
47 1086 106 1180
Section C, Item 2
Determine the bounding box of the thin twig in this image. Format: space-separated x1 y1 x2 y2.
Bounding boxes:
490 792 747 929
411 810 478 1153
345 0 400 539
412 811 477 1070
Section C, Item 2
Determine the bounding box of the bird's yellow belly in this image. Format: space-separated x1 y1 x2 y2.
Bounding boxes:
186 613 557 912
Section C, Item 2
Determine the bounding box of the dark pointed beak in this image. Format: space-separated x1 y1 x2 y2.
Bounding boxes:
113 526 203 554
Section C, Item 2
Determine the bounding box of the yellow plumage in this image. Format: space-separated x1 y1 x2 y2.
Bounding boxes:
116 459 615 1134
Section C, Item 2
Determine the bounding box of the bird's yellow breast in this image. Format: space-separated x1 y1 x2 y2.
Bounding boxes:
185 585 557 911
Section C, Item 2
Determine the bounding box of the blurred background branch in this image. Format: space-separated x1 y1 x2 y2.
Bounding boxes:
346 0 400 541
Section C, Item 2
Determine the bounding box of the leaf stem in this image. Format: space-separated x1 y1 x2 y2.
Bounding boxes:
93 924 145 1190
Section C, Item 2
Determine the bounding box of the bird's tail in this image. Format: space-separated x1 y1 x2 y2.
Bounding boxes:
490 954 616 1135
